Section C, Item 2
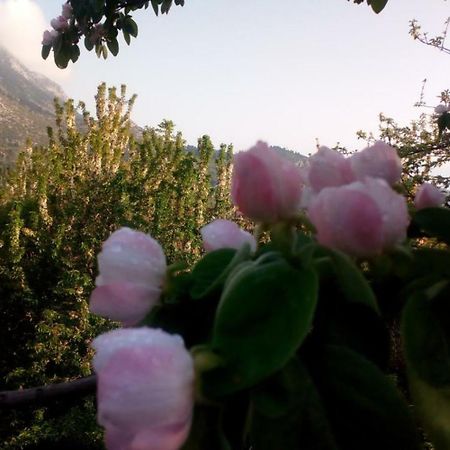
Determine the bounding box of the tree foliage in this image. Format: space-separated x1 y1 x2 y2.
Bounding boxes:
43 0 390 68
0 83 237 449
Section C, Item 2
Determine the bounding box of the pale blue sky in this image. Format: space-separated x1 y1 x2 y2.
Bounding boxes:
12 1 450 153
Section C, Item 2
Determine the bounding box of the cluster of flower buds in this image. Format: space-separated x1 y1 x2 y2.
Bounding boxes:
301 141 408 257
231 140 445 257
42 2 73 47
89 139 446 449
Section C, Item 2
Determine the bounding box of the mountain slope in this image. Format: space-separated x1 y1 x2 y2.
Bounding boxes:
0 47 65 163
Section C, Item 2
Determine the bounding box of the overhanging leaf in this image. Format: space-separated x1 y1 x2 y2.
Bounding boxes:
369 0 389 14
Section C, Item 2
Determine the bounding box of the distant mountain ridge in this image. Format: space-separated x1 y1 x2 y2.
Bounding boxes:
0 47 66 162
185 144 306 166
0 48 306 166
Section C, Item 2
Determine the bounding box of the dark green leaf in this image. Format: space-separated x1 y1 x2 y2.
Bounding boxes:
123 17 138 37
41 45 51 60
190 245 252 300
203 260 318 396
408 372 450 450
161 0 173 14
309 345 421 450
54 44 72 69
402 286 450 388
70 45 80 63
84 36 94 51
369 0 389 13
182 406 231 450
107 38 119 56
123 30 131 45
250 357 339 450
151 0 159 15
324 248 380 314
438 112 450 136
413 207 450 244
409 248 450 279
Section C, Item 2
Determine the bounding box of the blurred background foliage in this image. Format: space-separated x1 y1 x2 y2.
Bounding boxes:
0 83 238 449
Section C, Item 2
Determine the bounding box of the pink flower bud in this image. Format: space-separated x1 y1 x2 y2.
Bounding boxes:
308 178 409 257
350 141 402 186
42 30 57 46
200 219 256 252
306 146 355 193
414 183 446 210
93 328 194 450
61 3 73 20
90 227 167 326
434 104 448 115
231 141 303 223
51 15 69 32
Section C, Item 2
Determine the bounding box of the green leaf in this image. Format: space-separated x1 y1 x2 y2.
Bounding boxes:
402 270 450 450
123 30 131 45
408 373 450 450
369 0 388 13
41 45 51 60
95 43 102 58
250 357 339 450
438 112 450 137
151 0 159 15
54 43 72 69
324 248 380 314
402 286 450 388
309 345 421 450
412 207 450 244
161 0 173 14
410 248 450 279
70 45 80 63
203 260 318 396
190 245 252 299
190 249 236 299
182 406 231 450
84 36 94 51
123 17 138 38
107 38 119 56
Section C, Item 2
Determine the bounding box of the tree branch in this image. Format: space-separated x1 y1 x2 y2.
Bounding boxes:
0 376 97 409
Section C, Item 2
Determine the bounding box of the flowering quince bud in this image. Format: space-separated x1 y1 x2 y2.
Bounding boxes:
308 177 409 258
90 227 167 326
51 15 69 32
231 141 303 223
350 141 402 186
42 30 57 46
434 104 448 115
306 146 355 193
92 328 194 450
200 219 256 252
61 2 73 20
414 183 446 210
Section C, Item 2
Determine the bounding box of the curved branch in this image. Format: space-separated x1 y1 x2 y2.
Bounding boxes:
0 376 97 409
